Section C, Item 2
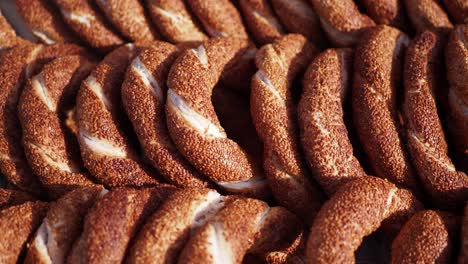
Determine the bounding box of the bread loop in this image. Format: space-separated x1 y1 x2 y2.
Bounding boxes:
19 55 96 198
359 0 409 31
122 42 212 188
146 0 208 45
15 0 78 44
391 210 460 264
76 44 161 188
0 188 34 210
166 37 270 199
239 0 285 45
95 0 159 43
0 43 86 196
306 177 422 263
52 0 123 50
24 186 104 264
0 201 49 264
67 186 175 263
352 25 420 193
443 0 468 23
250 34 324 221
403 31 468 208
310 0 375 47
270 0 326 47
404 0 453 34
299 48 366 195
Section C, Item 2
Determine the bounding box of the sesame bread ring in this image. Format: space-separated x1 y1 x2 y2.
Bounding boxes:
298 48 366 195
310 0 375 47
67 186 175 264
306 177 422 263
0 188 34 210
270 0 326 47
187 0 249 39
391 210 460 264
352 25 419 192
460 203 468 264
0 9 25 50
444 0 468 23
19 55 97 198
15 0 78 44
404 0 453 34
127 188 227 263
0 43 86 196
0 201 48 264
250 34 323 221
239 0 285 45
52 0 123 50
146 0 208 45
166 37 269 199
122 42 211 188
445 25 468 166
95 0 159 43
359 0 409 30
403 31 468 207
76 44 160 188
24 186 104 264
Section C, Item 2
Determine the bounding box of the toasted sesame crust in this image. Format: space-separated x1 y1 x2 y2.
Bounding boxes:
261 230 307 264
15 0 78 44
76 44 161 188
166 37 270 199
306 177 421 263
178 197 269 264
0 201 48 264
310 0 375 46
0 188 34 210
187 0 249 39
239 0 284 45
250 34 323 221
352 25 420 192
67 186 175 264
271 0 326 47
404 0 453 34
19 55 96 198
24 186 103 264
443 0 468 23
95 0 159 43
404 31 468 208
0 9 25 50
146 0 208 45
299 48 366 195
122 43 212 188
52 0 123 50
459 203 468 264
359 0 409 30
391 210 460 264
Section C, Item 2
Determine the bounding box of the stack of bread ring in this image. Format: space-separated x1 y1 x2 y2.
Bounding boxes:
0 0 466 263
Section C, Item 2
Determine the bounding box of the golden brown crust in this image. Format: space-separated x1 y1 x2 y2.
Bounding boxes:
166 37 270 199
19 55 96 198
270 0 326 47
306 177 421 263
459 203 468 264
76 44 160 188
52 0 123 50
187 0 249 39
67 186 175 264
239 0 284 45
404 31 468 208
299 48 366 195
352 25 420 192
0 188 34 209
391 210 460 264
122 43 211 188
15 0 78 44
359 0 409 30
24 186 103 264
250 34 323 221
0 9 24 50
0 201 48 264
146 0 208 45
405 0 453 34
444 0 468 23
310 0 375 46
96 0 159 43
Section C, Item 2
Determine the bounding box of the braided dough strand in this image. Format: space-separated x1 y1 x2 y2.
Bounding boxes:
0 188 34 210
358 0 409 30
251 34 324 221
166 37 270 199
299 48 366 195
404 0 453 34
